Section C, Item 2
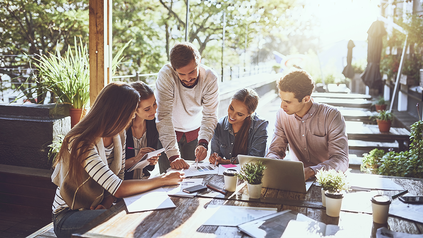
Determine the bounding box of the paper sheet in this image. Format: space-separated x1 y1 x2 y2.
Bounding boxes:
127 148 165 172
340 191 423 224
346 173 404 191
167 161 218 177
123 187 175 213
162 178 204 198
203 205 277 226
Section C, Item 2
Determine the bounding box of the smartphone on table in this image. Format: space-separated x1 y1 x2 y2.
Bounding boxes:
182 184 207 194
399 196 423 204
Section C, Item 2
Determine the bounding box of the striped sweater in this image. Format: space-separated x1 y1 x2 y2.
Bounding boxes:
51 132 125 214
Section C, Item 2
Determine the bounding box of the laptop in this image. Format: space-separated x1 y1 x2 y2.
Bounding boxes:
238 155 313 193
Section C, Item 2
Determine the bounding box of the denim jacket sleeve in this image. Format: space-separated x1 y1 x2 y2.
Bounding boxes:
248 116 269 157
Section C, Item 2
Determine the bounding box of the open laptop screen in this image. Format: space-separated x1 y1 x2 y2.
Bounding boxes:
238 155 313 193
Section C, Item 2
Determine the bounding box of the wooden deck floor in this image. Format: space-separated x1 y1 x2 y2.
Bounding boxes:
0 208 52 238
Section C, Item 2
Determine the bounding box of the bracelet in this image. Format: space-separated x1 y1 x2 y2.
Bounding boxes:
197 139 208 150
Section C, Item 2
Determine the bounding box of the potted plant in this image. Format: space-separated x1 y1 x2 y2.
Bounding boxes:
237 161 266 199
316 169 348 217
33 38 90 127
360 148 386 174
373 97 387 112
371 110 393 133
33 38 132 128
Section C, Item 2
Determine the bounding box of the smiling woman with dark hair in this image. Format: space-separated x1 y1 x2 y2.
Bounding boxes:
209 88 268 165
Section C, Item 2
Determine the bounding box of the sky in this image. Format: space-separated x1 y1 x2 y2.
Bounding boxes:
310 0 381 49
302 0 381 75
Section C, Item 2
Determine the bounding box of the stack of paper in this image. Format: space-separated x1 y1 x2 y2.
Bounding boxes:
123 187 175 213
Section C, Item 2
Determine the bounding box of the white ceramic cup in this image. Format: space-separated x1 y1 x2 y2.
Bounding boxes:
371 195 391 224
223 169 237 192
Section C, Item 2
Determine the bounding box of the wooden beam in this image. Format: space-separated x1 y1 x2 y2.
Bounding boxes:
89 0 112 106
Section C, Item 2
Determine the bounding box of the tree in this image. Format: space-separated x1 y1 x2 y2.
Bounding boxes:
0 0 89 66
0 0 89 102
112 0 168 76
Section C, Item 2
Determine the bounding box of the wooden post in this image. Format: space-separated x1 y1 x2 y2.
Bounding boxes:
89 0 113 106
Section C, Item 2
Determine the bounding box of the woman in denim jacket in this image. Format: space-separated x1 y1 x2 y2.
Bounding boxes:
209 88 268 164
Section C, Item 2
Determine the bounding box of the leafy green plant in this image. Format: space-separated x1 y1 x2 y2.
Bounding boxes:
373 97 386 106
351 60 366 74
316 169 348 193
47 134 65 163
33 38 90 109
237 161 266 185
360 148 386 174
401 55 422 85
380 54 400 81
371 110 393 122
377 121 423 178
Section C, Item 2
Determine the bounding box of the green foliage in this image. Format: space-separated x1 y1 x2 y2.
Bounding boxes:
0 1 89 58
401 55 422 84
373 97 386 106
47 135 65 163
316 169 348 192
361 149 386 174
351 60 366 74
371 110 393 122
380 54 400 81
362 121 423 178
237 161 266 185
33 38 90 109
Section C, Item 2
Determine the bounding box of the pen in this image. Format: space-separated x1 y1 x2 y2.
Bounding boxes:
127 147 139 150
214 159 217 169
392 190 408 200
196 159 198 169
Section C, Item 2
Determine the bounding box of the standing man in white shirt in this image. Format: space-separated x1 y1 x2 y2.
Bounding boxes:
155 42 219 172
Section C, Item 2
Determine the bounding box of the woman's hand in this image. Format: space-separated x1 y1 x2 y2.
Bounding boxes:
209 152 230 165
147 155 160 166
161 171 185 186
135 147 155 161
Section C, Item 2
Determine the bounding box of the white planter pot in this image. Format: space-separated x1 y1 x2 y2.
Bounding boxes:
325 191 344 217
321 188 327 207
247 183 262 199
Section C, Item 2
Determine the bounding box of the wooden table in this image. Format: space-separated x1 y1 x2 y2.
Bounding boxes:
346 121 411 151
339 108 378 123
313 98 372 109
312 92 372 100
71 174 423 238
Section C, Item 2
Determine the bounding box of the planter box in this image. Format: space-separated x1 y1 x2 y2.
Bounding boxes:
0 103 71 169
400 74 418 86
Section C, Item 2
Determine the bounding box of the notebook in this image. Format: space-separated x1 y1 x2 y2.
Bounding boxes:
238 155 313 193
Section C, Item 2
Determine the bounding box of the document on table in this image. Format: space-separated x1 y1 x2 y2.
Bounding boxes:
389 198 423 224
167 161 218 177
341 191 423 224
346 173 403 191
203 205 277 226
127 148 165 172
123 187 175 213
162 178 204 198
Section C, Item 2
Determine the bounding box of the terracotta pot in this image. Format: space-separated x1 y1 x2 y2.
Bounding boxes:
375 104 387 112
69 108 84 128
377 119 391 133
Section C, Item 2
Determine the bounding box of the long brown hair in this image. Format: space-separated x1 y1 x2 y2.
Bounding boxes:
54 82 140 181
130 81 154 100
232 88 259 157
